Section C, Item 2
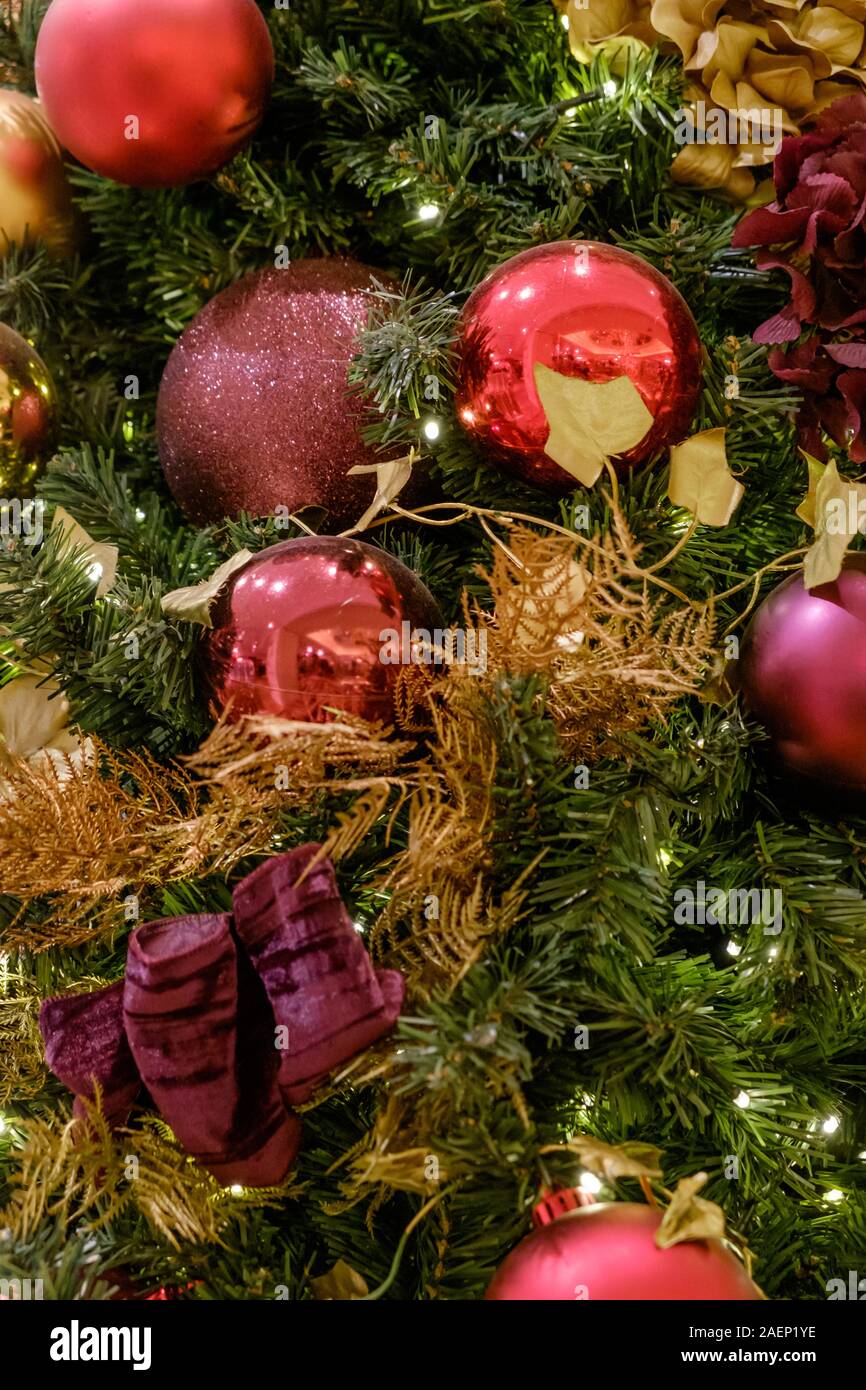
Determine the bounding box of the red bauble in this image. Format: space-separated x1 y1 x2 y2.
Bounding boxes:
739 556 866 794
158 259 396 529
454 241 703 492
203 536 443 724
486 1202 761 1301
34 0 273 187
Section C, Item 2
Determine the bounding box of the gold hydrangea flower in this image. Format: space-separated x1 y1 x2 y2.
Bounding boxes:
555 0 866 196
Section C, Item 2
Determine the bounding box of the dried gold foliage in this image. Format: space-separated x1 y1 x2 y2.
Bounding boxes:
1 495 722 1231
324 1097 445 1211
317 782 403 867
187 713 413 814
0 993 47 1103
482 516 715 760
0 717 412 952
2 1106 220 1247
0 1099 294 1248
392 664 436 733
367 682 532 984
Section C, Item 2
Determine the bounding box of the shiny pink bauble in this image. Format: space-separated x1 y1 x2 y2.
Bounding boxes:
35 0 274 187
455 240 703 492
485 1203 761 1301
158 259 396 529
739 555 866 793
203 536 443 724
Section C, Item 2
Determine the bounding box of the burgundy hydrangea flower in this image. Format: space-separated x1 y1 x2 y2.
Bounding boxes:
732 94 866 461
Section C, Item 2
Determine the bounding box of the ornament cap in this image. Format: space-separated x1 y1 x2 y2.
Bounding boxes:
531 1186 596 1228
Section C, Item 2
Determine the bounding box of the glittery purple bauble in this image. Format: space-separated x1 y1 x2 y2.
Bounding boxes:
157 259 395 528
739 556 866 793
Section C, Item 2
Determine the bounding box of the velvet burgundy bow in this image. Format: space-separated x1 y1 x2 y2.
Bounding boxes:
39 844 404 1187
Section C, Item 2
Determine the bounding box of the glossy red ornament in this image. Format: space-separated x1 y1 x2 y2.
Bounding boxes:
157 259 397 529
739 555 866 794
203 536 443 724
485 1202 761 1301
34 0 274 188
455 240 703 492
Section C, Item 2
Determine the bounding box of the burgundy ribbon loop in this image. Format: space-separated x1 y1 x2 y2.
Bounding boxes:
233 844 404 1105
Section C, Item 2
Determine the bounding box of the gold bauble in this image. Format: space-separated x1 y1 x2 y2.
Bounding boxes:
0 87 78 257
0 323 58 494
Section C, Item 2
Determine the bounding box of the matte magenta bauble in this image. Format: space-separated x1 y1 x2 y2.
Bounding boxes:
739 556 866 793
157 259 396 529
203 536 443 724
34 0 274 187
454 240 703 492
485 1203 761 1301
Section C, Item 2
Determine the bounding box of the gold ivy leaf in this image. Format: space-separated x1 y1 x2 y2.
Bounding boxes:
0 674 92 796
803 457 866 589
655 1172 726 1249
512 550 589 654
795 452 825 529
533 364 654 487
668 427 744 526
310 1260 370 1301
345 450 415 534
699 649 736 706
0 675 70 762
569 1136 664 1182
51 507 118 598
161 550 254 628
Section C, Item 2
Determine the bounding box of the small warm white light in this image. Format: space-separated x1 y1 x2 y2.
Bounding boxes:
229 1183 244 1196
825 1189 844 1203
734 1090 750 1109
423 419 441 442
0 1115 6 1134
86 561 104 584
768 947 778 958
353 920 365 935
603 80 617 98
822 1116 840 1135
134 508 146 522
726 940 742 958
578 1171 602 1195
418 203 439 221
560 12 569 28
858 1151 866 1160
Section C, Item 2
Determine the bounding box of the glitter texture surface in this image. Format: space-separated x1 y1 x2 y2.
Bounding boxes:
157 259 397 530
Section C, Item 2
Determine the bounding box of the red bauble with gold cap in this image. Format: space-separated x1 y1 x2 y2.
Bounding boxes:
486 1196 762 1301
